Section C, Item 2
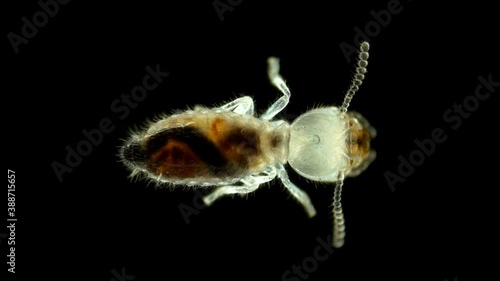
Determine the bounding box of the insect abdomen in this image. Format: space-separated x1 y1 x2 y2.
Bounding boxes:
145 125 228 178
121 109 277 185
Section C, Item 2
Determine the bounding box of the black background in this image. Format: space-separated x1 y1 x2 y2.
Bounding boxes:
4 1 496 281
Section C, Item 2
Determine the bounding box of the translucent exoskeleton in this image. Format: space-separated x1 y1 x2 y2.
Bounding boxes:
120 42 376 247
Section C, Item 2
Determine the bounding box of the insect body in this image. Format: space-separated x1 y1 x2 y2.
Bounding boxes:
120 42 375 248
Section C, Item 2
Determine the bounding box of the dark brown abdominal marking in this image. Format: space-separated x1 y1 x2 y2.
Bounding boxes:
219 127 260 165
145 126 228 177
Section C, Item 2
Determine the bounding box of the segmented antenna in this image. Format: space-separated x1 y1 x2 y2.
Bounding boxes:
332 171 346 248
340 42 370 113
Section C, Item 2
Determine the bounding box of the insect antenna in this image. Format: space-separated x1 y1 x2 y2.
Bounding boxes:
332 171 346 248
340 41 370 113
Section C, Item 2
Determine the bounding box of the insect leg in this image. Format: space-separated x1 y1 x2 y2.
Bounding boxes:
276 163 317 218
203 184 260 206
219 96 255 115
203 167 277 206
260 57 291 120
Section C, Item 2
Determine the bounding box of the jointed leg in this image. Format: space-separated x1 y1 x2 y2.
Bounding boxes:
203 166 277 206
203 184 259 206
219 96 255 115
276 163 317 218
260 57 291 120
